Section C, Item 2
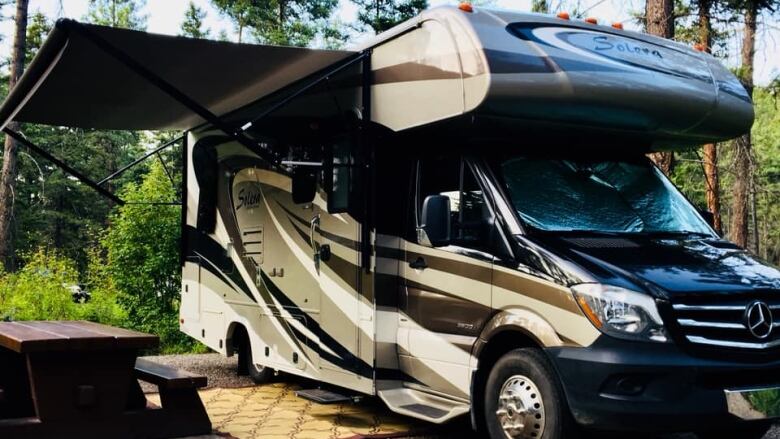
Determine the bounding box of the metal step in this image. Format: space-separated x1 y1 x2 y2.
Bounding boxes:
295 388 355 404
377 384 470 424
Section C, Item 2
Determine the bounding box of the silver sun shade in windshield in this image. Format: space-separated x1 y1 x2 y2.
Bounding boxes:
0 19 355 131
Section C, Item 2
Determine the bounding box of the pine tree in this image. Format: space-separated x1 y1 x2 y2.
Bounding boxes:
86 0 147 30
351 0 428 34
211 0 340 47
645 0 675 176
0 0 30 270
696 0 724 234
531 0 550 13
181 1 210 39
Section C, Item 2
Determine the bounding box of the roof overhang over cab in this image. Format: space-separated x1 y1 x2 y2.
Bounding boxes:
0 19 356 131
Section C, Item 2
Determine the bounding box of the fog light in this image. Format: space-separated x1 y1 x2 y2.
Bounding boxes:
602 375 648 397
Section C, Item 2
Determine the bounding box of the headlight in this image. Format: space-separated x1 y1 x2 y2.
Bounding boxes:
571 283 668 343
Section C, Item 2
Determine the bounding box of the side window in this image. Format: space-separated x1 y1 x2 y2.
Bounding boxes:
327 140 353 213
417 157 490 249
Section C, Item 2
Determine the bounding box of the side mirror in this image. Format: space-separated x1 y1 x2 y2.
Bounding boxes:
292 168 316 204
699 209 715 229
418 195 451 247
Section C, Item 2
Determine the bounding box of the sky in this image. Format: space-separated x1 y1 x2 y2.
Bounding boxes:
0 0 777 85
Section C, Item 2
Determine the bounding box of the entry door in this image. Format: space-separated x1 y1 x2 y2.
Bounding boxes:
399 156 494 398
311 139 363 377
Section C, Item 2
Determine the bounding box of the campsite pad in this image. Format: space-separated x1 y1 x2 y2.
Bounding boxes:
145 384 451 439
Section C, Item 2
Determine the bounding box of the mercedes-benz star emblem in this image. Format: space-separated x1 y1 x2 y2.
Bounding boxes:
744 301 774 340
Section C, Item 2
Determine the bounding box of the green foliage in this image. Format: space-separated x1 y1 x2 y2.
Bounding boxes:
531 0 550 13
102 161 197 353
351 0 428 33
181 1 210 38
86 0 147 30
25 11 51 65
12 127 143 271
211 0 340 47
748 389 780 418
0 248 125 324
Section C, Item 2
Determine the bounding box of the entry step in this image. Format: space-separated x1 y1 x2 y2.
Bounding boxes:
296 388 356 404
377 385 469 424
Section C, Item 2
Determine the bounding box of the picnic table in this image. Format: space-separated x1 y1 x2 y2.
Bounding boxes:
0 320 211 438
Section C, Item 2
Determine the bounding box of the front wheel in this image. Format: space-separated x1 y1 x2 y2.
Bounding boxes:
484 348 579 439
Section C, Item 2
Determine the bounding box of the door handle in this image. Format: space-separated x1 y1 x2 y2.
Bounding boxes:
408 256 428 270
310 215 321 271
309 214 320 247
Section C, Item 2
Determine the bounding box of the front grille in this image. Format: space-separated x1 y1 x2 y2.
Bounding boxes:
669 295 780 351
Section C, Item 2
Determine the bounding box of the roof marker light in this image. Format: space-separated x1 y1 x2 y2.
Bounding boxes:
612 22 624 30
584 17 598 24
459 2 474 12
557 11 570 20
694 43 707 52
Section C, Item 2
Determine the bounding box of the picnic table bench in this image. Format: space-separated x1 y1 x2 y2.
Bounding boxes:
0 320 211 438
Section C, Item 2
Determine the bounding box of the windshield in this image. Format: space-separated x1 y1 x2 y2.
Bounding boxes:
499 157 713 235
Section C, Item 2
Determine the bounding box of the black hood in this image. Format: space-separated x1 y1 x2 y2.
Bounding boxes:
528 234 780 298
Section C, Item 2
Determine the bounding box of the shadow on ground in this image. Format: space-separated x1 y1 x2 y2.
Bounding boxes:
142 353 777 439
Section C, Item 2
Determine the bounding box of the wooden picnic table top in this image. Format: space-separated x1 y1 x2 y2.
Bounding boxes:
0 320 158 353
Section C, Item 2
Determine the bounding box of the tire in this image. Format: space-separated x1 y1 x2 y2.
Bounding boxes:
239 338 273 384
484 348 579 439
696 422 772 439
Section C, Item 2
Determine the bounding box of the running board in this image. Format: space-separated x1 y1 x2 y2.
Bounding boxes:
377 387 470 424
296 388 357 404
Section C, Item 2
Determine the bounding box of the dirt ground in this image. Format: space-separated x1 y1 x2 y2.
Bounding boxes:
140 353 779 439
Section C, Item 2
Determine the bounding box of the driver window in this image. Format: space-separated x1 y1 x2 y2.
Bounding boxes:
417 156 490 249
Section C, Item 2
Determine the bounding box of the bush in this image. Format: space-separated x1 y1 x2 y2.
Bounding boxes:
102 161 204 354
0 248 126 325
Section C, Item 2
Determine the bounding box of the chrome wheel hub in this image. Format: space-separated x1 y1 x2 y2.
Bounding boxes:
496 375 545 439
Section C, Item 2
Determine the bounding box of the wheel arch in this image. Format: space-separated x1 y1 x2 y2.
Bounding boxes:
226 320 249 357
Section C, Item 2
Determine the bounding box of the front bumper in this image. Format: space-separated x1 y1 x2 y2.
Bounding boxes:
547 337 780 432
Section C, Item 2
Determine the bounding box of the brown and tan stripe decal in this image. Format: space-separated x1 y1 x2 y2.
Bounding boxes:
492 269 580 315
405 250 492 284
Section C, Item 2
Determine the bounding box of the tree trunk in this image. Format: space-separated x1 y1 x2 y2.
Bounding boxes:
698 0 722 233
645 0 675 175
703 144 721 232
0 0 30 270
730 2 757 248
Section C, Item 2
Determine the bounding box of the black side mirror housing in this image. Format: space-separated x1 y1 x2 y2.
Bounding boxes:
418 195 451 247
292 168 317 204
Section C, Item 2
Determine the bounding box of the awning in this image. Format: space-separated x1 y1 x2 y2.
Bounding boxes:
0 19 356 131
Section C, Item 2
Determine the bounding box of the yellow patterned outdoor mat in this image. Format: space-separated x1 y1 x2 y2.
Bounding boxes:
147 383 431 439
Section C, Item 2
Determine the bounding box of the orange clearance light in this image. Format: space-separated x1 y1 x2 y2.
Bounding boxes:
584 17 598 24
459 2 474 12
693 43 706 52
612 22 624 30
557 11 570 20
180 318 185 324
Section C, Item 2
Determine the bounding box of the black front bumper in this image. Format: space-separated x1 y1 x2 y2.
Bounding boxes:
547 337 780 432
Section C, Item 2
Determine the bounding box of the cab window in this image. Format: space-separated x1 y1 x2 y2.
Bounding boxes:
416 156 491 251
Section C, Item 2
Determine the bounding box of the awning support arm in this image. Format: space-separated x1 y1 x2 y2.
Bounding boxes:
3 127 125 205
97 134 183 185
155 150 176 191
239 51 371 133
67 22 279 166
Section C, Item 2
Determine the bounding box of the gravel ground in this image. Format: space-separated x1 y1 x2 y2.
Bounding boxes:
140 353 780 439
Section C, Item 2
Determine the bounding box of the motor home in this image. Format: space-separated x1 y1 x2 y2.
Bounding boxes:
0 5 776 439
